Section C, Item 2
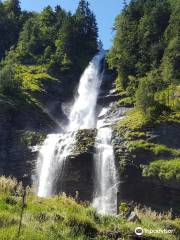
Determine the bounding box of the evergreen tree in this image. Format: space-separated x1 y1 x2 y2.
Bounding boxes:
75 0 98 68
108 0 179 119
108 0 171 88
16 16 45 64
3 0 21 16
0 0 22 60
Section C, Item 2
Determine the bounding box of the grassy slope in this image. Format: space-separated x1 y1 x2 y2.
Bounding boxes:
0 177 180 240
116 107 180 182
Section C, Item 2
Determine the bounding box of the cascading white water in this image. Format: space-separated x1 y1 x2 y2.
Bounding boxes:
36 132 76 197
69 51 105 131
36 51 105 197
92 109 119 215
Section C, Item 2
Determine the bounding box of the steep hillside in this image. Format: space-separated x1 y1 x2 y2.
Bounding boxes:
108 0 180 214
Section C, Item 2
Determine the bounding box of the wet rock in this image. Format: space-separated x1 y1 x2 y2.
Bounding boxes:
74 129 97 155
128 211 140 222
56 129 97 201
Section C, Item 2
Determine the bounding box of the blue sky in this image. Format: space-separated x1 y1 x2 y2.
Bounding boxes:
20 0 126 49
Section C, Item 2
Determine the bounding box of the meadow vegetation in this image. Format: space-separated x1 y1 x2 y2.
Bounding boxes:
0 176 180 240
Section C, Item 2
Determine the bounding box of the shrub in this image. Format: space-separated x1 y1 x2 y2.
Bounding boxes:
142 158 180 181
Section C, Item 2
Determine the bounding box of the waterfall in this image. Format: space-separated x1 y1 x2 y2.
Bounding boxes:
36 51 105 197
35 50 119 215
92 126 119 215
69 51 105 131
36 132 76 197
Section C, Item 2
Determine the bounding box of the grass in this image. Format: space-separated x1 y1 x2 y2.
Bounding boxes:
116 109 149 131
128 140 180 157
115 107 180 161
116 107 180 134
0 177 180 239
117 97 134 107
142 158 180 182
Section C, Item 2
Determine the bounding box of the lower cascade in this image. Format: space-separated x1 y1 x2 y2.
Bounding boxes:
36 132 76 197
92 126 118 215
35 50 119 215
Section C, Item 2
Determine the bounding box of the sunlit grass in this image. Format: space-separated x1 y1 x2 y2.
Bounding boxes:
143 158 180 181
0 176 179 239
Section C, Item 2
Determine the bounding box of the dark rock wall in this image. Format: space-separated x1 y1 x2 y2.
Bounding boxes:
113 122 180 214
54 129 97 201
0 75 73 184
0 106 55 185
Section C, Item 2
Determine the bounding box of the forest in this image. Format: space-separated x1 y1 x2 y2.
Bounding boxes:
0 0 99 109
0 0 180 239
108 0 180 120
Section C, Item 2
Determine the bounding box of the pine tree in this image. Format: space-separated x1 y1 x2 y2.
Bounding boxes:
76 0 98 38
75 0 98 68
4 0 21 16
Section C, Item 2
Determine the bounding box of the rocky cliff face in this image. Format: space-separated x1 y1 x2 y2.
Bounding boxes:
0 105 56 185
113 117 180 214
56 129 97 201
0 71 80 185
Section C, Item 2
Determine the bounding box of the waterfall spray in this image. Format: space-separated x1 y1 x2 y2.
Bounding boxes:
92 106 119 215
92 126 119 215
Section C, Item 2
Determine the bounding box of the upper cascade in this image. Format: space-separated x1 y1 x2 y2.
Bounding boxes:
69 50 106 131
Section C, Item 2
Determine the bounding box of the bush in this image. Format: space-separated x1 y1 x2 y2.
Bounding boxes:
0 64 21 96
142 158 180 181
119 202 129 217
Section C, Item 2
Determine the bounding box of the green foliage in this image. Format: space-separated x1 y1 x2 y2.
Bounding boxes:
15 65 57 93
119 202 129 216
0 0 99 111
161 37 180 85
108 0 180 120
0 62 58 108
16 16 46 64
0 176 179 240
117 97 134 107
108 0 170 82
155 85 180 111
75 0 98 68
156 111 180 124
3 0 21 16
116 109 148 131
13 0 98 74
143 158 180 182
136 69 165 120
128 140 180 158
0 0 32 60
0 64 21 96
